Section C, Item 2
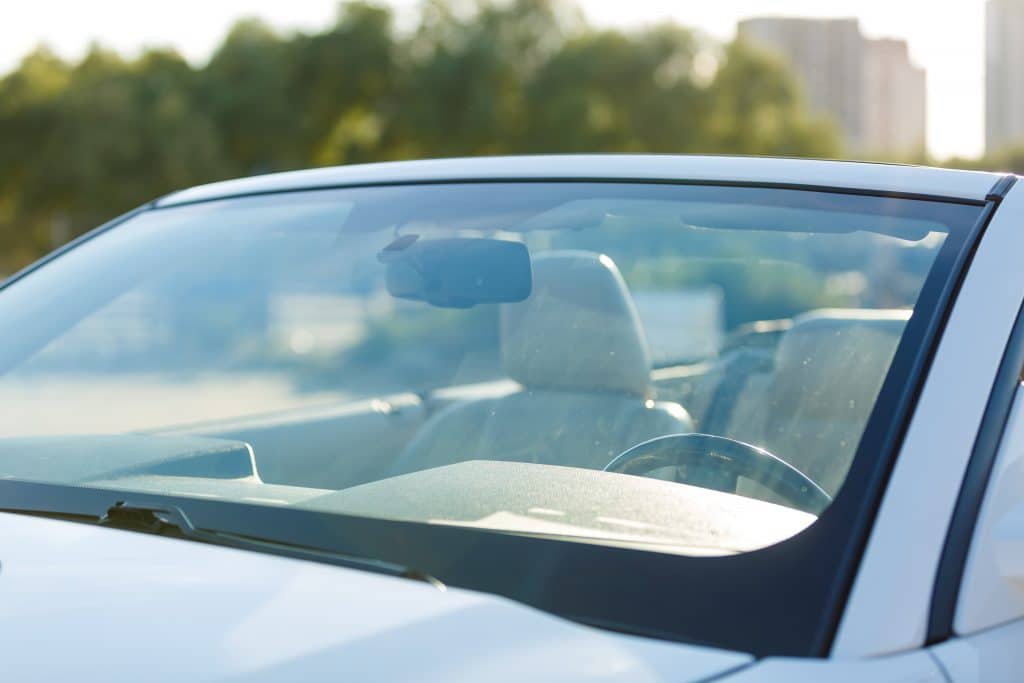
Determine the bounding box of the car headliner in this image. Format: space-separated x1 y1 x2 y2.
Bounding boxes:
156 155 1005 208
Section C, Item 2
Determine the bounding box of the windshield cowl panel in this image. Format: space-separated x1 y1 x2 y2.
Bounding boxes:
0 181 985 655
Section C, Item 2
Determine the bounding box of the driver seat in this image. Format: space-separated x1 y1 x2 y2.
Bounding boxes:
390 251 694 475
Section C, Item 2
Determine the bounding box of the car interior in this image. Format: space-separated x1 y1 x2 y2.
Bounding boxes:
0 185 928 555
0 243 910 554
0 242 880 552
92 247 907 527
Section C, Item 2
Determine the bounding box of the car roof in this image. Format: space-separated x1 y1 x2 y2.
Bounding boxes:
156 154 1005 207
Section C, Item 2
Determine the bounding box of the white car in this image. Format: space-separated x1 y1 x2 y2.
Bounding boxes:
0 155 1021 682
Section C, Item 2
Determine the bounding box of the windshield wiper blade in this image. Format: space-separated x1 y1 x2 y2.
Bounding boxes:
22 501 445 590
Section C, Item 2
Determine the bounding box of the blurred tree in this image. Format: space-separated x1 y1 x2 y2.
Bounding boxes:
297 2 398 166
522 25 707 152
0 48 72 264
389 0 581 157
701 40 840 157
0 46 226 269
0 0 846 273
201 19 297 174
944 146 1024 175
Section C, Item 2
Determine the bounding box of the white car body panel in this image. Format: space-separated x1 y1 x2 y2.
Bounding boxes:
930 618 1024 682
0 511 751 683
955 388 1024 634
3 157 1020 679
156 155 1001 207
720 651 945 682
833 181 1024 657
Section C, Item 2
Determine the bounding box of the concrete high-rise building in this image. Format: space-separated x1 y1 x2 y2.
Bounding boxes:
739 18 865 150
738 17 926 157
862 39 927 156
986 0 1024 152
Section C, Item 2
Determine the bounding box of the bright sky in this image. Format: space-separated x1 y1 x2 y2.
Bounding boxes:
0 0 988 159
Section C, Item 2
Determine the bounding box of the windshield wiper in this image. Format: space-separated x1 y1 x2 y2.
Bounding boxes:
17 501 445 590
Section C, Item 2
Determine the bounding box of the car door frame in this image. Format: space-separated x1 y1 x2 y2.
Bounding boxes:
833 175 1023 657
927 274 1024 641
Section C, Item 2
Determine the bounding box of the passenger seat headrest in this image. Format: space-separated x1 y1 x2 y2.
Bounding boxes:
772 308 911 419
500 251 652 396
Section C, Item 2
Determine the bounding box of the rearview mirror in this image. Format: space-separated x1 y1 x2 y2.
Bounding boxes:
379 236 532 308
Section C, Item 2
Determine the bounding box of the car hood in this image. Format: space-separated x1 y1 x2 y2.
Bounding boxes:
0 511 752 682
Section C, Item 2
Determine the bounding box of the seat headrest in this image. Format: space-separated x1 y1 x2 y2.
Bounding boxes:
500 251 652 396
776 308 909 367
772 308 910 418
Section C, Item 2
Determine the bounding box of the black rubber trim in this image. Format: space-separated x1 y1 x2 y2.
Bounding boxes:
927 229 1024 643
986 174 1018 202
156 176 989 210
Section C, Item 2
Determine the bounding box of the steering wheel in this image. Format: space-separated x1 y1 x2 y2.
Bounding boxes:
604 433 831 515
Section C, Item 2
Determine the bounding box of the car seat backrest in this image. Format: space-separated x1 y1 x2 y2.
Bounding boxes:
501 250 652 397
757 308 910 494
391 251 694 476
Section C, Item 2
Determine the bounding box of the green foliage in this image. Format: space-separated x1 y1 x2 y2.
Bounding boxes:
945 145 1024 175
0 46 228 266
521 25 706 152
701 40 840 157
0 0 841 273
202 19 298 174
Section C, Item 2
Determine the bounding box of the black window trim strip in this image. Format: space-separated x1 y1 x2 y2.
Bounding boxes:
154 176 991 210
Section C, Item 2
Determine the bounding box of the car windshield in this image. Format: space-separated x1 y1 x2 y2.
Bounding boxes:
0 180 984 654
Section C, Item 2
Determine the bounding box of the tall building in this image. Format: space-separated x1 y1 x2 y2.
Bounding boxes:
738 18 866 149
738 17 926 157
986 0 1024 153
862 39 927 156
